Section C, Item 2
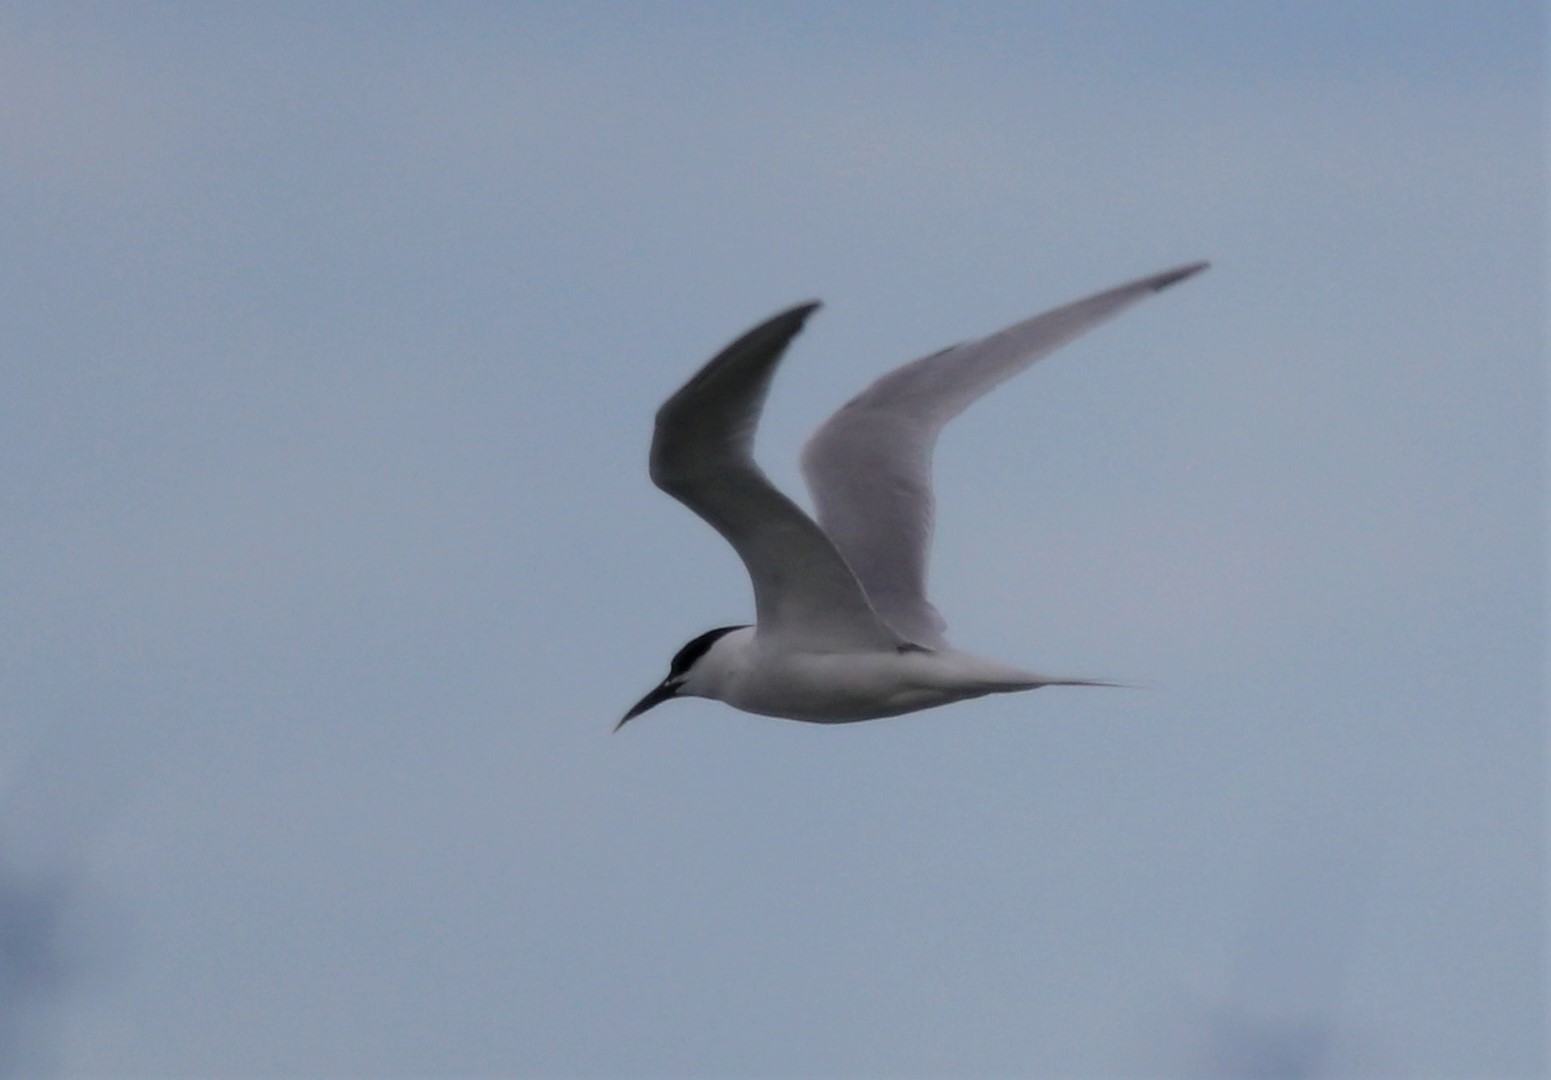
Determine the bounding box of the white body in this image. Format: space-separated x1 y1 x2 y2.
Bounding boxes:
621 262 1208 727
685 626 1059 723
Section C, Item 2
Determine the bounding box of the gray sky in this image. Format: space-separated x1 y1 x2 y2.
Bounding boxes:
1 3 1545 1077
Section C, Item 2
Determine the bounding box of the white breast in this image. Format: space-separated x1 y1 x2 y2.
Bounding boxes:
705 635 1048 723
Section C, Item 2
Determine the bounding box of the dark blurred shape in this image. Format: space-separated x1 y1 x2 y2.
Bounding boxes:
0 861 76 1079
1171 814 1398 1078
1200 1009 1335 1079
0 712 131 1079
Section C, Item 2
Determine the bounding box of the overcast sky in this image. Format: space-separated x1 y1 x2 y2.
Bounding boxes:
1 3 1545 1077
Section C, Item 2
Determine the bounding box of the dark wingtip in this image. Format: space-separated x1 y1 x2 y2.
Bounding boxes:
786 299 822 324
1150 261 1211 292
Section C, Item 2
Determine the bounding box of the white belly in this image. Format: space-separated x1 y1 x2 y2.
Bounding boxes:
721 645 1046 723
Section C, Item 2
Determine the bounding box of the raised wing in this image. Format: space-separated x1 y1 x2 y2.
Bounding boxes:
651 302 904 651
800 262 1209 646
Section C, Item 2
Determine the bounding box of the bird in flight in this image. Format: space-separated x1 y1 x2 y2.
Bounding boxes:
620 262 1208 729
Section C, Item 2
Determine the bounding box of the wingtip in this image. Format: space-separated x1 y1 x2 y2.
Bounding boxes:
1150 261 1211 292
749 300 821 341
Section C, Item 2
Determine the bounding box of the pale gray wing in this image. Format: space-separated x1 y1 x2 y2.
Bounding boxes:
652 302 904 651
800 261 1209 646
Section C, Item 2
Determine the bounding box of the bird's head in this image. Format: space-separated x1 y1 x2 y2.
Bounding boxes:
617 624 748 730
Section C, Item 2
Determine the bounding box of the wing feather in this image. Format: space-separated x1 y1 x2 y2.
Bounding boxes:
801 262 1209 645
652 303 903 651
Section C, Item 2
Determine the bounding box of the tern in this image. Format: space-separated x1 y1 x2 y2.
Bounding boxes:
620 261 1208 728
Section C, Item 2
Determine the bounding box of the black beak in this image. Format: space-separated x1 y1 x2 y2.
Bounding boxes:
616 679 679 731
